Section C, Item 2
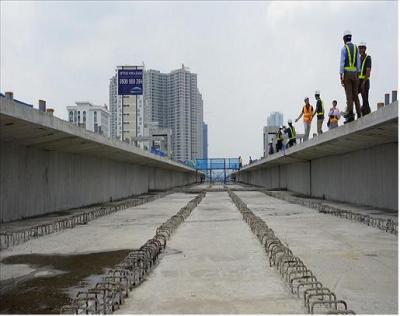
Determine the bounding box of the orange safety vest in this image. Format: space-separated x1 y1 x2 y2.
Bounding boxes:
303 105 313 123
329 108 339 124
329 116 338 124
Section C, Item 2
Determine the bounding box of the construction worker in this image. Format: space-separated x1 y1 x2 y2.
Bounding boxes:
285 119 296 148
268 141 274 155
312 90 324 135
327 100 341 129
276 126 284 152
340 30 361 123
358 41 372 116
295 97 313 141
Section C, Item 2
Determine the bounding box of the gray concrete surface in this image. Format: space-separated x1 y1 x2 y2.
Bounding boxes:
117 191 305 314
239 101 398 171
235 190 398 314
236 102 398 210
0 97 197 222
1 184 397 314
0 192 168 235
0 191 175 250
0 193 196 282
264 190 398 224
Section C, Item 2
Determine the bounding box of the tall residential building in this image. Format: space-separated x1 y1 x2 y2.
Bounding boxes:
66 101 110 136
144 69 168 128
109 65 144 143
202 122 208 159
267 112 283 127
143 65 204 161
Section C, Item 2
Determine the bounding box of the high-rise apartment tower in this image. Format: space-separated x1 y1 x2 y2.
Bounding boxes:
144 65 204 161
267 112 284 127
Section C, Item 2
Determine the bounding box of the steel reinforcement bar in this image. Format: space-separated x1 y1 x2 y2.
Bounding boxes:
262 191 397 236
0 192 172 250
227 189 355 315
60 191 206 315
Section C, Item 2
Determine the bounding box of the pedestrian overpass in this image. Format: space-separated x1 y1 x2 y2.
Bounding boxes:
195 158 240 183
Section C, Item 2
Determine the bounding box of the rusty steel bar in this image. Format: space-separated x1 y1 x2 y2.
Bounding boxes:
262 191 397 236
227 189 355 315
1 191 174 251
60 191 206 314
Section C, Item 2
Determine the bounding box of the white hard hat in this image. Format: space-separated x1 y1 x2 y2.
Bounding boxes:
288 119 292 124
304 96 309 100
315 90 320 95
358 41 367 47
343 30 352 37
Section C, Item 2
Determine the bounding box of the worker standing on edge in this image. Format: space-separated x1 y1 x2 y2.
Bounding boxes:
295 97 313 141
285 119 296 148
358 41 372 116
268 141 274 155
312 90 324 135
328 100 341 129
340 30 361 123
276 126 284 152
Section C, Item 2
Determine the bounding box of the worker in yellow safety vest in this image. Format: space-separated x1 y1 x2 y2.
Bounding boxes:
276 126 284 152
295 97 313 141
312 90 324 135
340 30 361 123
284 119 297 148
358 41 372 116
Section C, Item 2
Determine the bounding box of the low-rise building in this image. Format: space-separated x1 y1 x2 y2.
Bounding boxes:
66 101 110 137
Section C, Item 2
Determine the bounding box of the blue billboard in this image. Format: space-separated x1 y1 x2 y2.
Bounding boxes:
118 69 143 95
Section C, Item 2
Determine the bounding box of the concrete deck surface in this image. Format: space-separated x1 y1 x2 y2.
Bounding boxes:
1 184 397 314
0 193 196 281
0 192 167 234
264 190 398 221
117 191 305 314
235 190 398 314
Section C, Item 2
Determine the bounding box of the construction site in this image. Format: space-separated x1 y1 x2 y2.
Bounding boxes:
0 65 398 314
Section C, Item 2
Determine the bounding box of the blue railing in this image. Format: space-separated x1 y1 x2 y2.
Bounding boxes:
195 158 240 170
150 147 167 157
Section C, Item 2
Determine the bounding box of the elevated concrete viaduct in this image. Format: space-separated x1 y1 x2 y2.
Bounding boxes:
235 101 398 210
0 97 198 223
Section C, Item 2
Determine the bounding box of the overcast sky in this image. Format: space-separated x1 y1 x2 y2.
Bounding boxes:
1 1 398 162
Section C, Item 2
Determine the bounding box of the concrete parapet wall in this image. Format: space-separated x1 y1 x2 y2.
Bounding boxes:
0 141 195 222
236 102 398 210
237 142 397 210
0 97 197 223
311 142 397 208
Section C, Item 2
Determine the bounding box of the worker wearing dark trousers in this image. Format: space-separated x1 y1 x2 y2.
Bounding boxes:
340 30 361 123
285 120 296 148
313 90 324 135
358 41 371 116
276 127 284 152
268 142 274 155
